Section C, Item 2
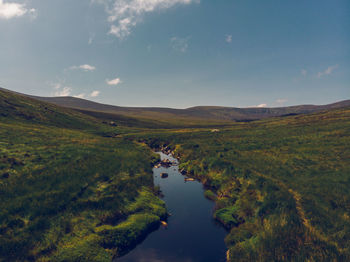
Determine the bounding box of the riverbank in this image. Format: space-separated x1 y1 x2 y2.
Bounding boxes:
157 144 230 229
110 151 169 259
134 108 350 261
117 151 227 262
0 89 169 262
2 88 348 262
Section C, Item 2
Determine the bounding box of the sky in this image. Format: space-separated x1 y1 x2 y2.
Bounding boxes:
0 0 349 108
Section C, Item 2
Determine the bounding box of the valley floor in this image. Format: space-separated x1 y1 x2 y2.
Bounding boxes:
135 107 350 261
1 89 349 261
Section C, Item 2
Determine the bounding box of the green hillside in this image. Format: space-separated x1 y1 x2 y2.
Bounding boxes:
1 88 349 261
25 90 350 122
0 90 166 261
0 89 99 130
134 107 350 261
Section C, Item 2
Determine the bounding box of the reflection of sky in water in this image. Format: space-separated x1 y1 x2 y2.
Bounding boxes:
116 153 227 262
121 248 194 262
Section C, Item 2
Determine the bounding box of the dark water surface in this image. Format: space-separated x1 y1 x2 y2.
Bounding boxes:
116 152 227 262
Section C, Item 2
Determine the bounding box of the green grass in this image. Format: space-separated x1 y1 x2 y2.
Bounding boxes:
134 107 350 261
0 90 166 261
1 88 349 261
214 206 240 228
204 190 217 201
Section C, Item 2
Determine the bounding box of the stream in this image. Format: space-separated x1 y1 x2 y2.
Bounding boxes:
117 152 227 262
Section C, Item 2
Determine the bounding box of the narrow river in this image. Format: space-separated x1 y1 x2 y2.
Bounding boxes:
117 152 227 262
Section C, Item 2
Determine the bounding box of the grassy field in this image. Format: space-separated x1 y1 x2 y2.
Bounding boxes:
1 88 350 261
0 90 167 261
134 108 350 261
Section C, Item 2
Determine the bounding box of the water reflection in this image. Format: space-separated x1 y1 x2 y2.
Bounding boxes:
116 152 227 262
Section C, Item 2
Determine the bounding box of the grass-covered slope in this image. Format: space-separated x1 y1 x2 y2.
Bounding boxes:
28 90 350 122
1 87 350 261
0 89 100 130
0 90 166 261
136 107 350 261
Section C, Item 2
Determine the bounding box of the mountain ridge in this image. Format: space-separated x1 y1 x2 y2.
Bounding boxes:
1 87 349 121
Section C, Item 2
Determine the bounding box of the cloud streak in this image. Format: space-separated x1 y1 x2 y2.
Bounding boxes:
249 103 267 108
74 93 86 99
70 64 96 72
0 0 36 19
90 90 100 97
74 90 101 99
106 77 122 86
317 65 338 78
94 0 199 39
54 85 72 97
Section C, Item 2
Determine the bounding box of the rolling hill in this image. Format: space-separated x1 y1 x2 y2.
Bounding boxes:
1 87 349 261
1 87 349 123
32 95 350 122
0 87 167 261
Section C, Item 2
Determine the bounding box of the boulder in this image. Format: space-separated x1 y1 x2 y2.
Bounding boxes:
180 169 187 175
161 173 168 178
160 160 172 168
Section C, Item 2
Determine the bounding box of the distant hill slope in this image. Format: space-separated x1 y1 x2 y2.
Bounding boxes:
1 87 350 121
31 94 350 121
0 88 100 130
0 88 230 128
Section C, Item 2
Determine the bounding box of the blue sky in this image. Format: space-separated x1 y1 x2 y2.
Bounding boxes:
0 0 349 108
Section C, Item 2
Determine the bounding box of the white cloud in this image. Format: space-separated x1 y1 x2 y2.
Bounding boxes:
90 90 100 97
301 69 307 77
94 0 199 39
106 77 121 86
276 99 288 105
28 8 37 20
54 86 72 97
52 82 100 99
109 17 136 38
170 36 189 53
226 34 232 43
249 103 267 108
70 64 96 72
74 91 100 98
74 93 86 99
317 64 338 78
0 0 36 19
